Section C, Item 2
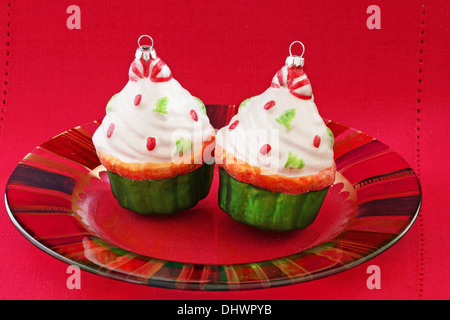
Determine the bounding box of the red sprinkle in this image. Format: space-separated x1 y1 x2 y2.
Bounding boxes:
229 120 239 130
107 123 115 138
190 110 198 121
264 100 276 110
260 144 271 155
134 94 142 106
313 135 321 148
147 137 156 151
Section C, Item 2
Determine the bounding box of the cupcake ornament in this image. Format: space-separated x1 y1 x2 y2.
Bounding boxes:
216 41 336 231
93 35 215 215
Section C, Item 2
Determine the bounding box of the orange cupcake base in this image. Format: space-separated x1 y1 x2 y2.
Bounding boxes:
97 134 215 180
216 147 336 194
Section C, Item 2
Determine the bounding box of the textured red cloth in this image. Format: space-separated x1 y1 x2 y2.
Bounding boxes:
0 0 449 299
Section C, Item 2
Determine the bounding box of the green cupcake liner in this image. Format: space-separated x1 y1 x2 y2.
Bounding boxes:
107 163 214 215
218 168 329 232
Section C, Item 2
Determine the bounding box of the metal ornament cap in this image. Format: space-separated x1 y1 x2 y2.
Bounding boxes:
285 55 304 67
285 40 305 67
136 35 157 61
135 47 157 61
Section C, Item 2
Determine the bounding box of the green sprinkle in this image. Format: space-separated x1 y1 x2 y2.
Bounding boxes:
105 93 118 112
275 108 296 130
284 152 305 170
194 97 207 114
153 96 169 114
239 97 253 108
326 127 334 147
175 137 192 156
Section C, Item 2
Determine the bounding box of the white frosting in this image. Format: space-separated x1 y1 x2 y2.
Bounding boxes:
92 56 214 164
216 66 334 178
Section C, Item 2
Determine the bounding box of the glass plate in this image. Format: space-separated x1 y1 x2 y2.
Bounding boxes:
5 105 422 291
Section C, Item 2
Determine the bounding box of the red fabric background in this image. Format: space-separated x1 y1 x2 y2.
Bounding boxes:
0 0 449 299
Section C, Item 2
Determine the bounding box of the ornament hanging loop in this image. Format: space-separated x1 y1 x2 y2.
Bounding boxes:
136 35 157 61
138 35 154 49
289 41 305 58
286 41 305 67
